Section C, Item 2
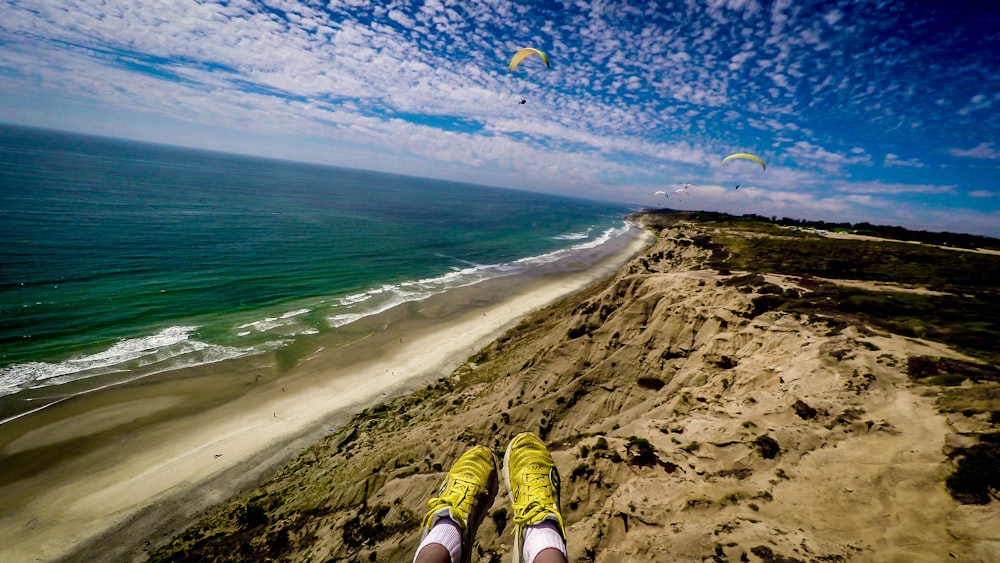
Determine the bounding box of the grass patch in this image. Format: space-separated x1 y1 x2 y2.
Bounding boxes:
711 233 1000 291
749 285 999 364
907 356 1000 384
681 224 1000 365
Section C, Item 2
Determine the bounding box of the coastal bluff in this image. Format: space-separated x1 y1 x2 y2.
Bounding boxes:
144 212 1000 562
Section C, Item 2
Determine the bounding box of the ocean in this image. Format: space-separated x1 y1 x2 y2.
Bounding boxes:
0 124 638 420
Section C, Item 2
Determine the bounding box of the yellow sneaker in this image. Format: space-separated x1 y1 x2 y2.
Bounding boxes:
419 445 499 563
503 432 566 562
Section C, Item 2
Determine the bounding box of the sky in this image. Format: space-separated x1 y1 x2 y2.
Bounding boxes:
1 0 999 237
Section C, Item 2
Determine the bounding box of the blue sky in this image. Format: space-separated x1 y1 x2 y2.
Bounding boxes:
2 0 998 236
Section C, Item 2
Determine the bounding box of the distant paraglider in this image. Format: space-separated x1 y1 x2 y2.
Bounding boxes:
509 47 551 105
722 153 766 170
654 190 667 197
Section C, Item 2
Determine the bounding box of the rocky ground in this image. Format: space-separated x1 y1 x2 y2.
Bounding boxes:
147 212 1000 563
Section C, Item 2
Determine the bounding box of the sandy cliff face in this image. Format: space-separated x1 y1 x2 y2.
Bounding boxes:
150 222 998 563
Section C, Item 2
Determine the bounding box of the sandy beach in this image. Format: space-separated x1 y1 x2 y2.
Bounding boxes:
0 229 652 562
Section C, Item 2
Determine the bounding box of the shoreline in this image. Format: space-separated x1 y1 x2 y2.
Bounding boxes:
0 226 652 562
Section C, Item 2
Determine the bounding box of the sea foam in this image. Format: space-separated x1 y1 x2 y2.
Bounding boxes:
324 222 632 329
0 326 251 398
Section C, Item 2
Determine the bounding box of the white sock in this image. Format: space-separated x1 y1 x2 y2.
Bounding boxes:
414 516 462 563
522 519 567 563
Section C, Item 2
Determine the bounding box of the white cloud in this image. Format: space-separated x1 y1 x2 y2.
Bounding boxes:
832 181 956 195
968 190 995 198
840 194 879 206
784 140 871 171
387 9 415 28
950 143 1000 160
958 93 999 116
728 50 754 71
883 153 924 168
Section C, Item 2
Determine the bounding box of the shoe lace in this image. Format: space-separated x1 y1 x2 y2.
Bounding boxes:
423 478 481 531
511 465 560 529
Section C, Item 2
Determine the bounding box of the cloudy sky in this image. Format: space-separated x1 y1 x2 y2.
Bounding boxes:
2 0 998 236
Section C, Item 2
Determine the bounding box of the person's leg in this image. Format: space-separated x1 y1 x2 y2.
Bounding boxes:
413 542 451 563
414 542 452 563
503 432 569 563
533 548 568 563
413 445 499 563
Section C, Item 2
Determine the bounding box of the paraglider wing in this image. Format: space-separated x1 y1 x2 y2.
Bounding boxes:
654 190 667 196
509 48 551 72
722 153 766 171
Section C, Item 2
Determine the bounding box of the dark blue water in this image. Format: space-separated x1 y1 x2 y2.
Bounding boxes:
0 124 637 399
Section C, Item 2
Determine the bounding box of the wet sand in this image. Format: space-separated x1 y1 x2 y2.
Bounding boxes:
0 229 652 562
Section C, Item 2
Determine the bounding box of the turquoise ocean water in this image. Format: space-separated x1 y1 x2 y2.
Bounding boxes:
0 124 637 413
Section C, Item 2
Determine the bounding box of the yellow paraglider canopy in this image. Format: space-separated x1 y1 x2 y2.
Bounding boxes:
722 153 766 170
509 48 551 71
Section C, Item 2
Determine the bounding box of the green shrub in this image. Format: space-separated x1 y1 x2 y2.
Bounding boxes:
233 501 268 531
626 436 657 466
753 435 780 459
947 443 1000 504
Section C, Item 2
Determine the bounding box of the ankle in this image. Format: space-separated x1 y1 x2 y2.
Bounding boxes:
522 520 567 563
414 517 462 563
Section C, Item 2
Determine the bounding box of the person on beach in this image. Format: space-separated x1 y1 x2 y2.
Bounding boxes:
413 432 568 563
